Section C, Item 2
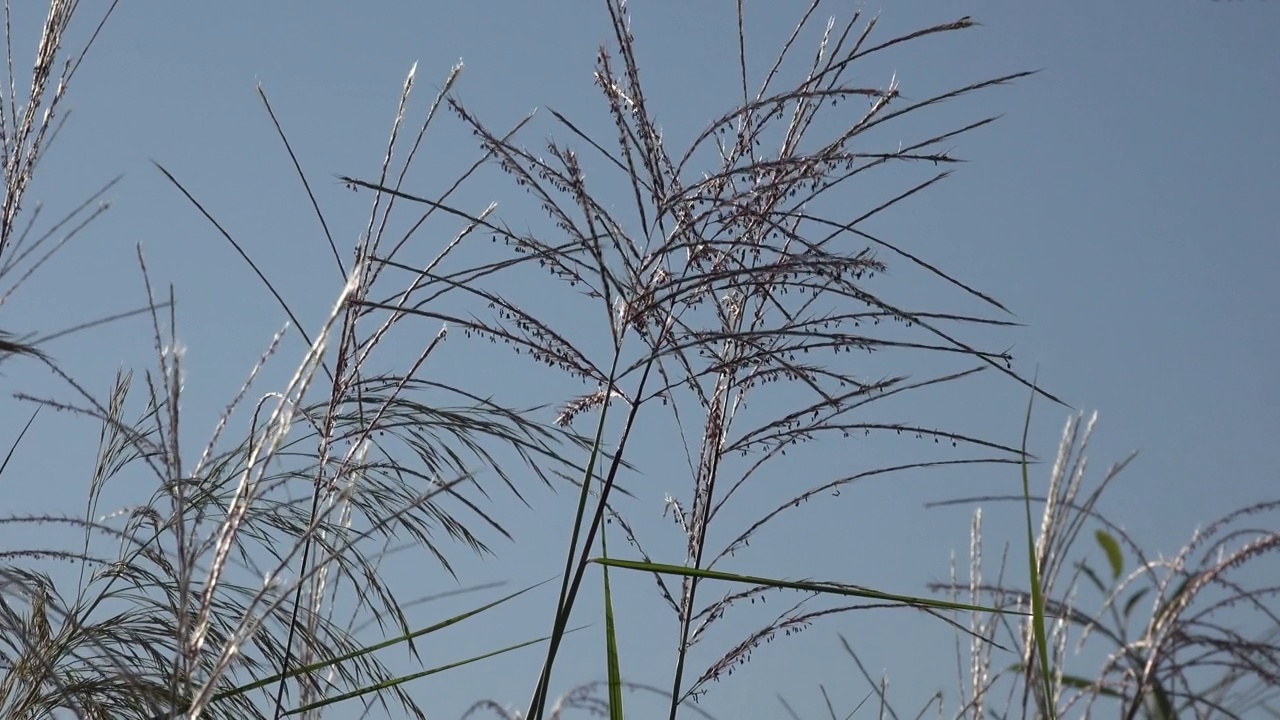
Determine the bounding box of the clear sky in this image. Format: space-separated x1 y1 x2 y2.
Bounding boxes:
1 0 1276 718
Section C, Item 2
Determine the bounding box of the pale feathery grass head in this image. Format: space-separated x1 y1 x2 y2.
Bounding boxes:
0 0 151 367
0 8 596 720
922 413 1280 720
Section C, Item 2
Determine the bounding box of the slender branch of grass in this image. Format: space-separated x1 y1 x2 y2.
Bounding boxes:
1019 379 1058 720
601 516 625 720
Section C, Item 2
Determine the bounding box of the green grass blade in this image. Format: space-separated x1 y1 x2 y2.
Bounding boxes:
1153 576 1193 628
1077 562 1108 594
592 558 1029 617
601 519 625 720
1019 378 1057 720
1009 664 1123 699
188 579 552 717
285 627 588 716
1122 587 1151 620
1144 677 1179 720
1095 530 1124 581
529 352 623 720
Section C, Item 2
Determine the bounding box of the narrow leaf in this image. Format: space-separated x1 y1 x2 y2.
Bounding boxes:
1122 587 1151 620
193 579 551 717
1095 530 1123 581
286 627 588 716
1019 377 1057 720
602 521 624 720
592 558 1032 617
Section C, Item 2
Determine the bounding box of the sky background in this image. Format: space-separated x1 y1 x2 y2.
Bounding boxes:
0 0 1277 718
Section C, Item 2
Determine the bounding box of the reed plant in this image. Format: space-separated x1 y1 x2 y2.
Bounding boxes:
0 1 1272 719
921 412 1279 720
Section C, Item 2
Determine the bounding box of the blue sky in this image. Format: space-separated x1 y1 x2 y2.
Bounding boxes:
1 0 1277 718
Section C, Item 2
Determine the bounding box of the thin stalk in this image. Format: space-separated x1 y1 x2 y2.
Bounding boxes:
1020 378 1057 720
